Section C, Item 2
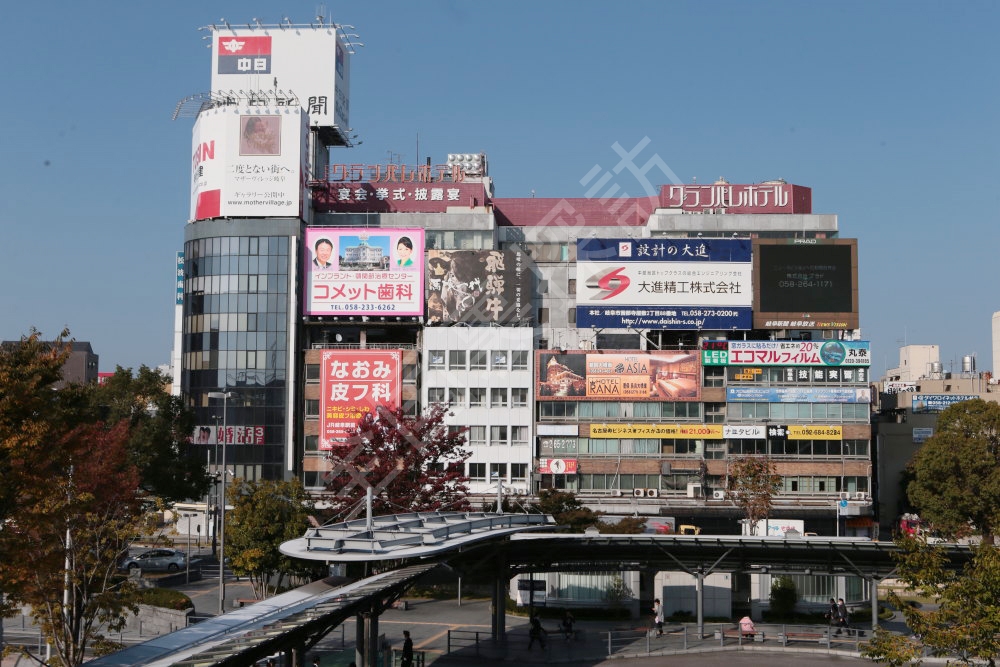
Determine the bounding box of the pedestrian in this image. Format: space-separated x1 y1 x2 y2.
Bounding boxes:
560 609 575 640
652 598 664 637
311 658 320 667
826 597 839 634
738 614 756 639
528 615 547 649
401 629 414 667
837 598 850 635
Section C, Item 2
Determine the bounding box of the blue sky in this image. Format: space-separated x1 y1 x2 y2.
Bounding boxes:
1 2 997 376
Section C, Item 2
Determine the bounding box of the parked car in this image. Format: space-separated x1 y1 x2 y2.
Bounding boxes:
119 548 187 573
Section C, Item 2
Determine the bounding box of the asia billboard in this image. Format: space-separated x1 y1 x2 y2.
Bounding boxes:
211 27 351 130
575 238 752 330
191 106 307 221
753 239 859 329
536 350 701 401
304 228 425 316
426 249 532 325
701 340 871 366
319 349 401 447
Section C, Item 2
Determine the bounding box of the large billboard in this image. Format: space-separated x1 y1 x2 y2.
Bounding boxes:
575 238 752 330
426 249 532 325
304 228 425 316
753 239 859 329
210 27 350 130
658 183 812 214
191 106 307 221
725 365 869 384
701 340 871 367
313 181 490 213
911 394 979 413
726 386 871 403
536 350 701 401
320 349 402 446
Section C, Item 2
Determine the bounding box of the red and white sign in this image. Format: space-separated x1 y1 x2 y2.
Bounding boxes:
659 183 812 214
537 458 578 475
320 350 402 447
190 106 307 221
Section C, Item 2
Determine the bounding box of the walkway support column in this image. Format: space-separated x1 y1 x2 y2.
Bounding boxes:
696 570 705 638
492 556 509 641
870 575 880 631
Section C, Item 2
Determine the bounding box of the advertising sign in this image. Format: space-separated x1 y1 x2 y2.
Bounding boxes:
912 427 934 444
211 27 351 130
787 425 843 440
426 249 532 325
175 252 185 305
753 239 859 329
537 458 578 474
313 181 490 213
726 366 869 383
726 387 871 403
191 425 265 445
884 381 917 394
575 238 752 330
911 394 979 413
723 424 766 439
536 350 701 402
590 424 723 439
191 107 307 221
659 183 812 214
702 340 870 366
304 228 425 316
319 349 401 447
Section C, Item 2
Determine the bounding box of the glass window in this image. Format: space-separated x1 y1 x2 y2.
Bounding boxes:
512 425 529 446
491 388 507 407
491 425 509 444
568 308 577 324
568 278 576 295
305 400 319 418
538 307 549 324
428 350 445 369
511 388 528 407
304 435 319 452
305 364 320 382
468 426 486 447
470 350 487 369
469 463 486 480
512 350 528 370
511 463 527 480
492 350 508 369
448 387 466 406
449 350 467 370
470 388 486 407
490 463 507 481
428 388 445 403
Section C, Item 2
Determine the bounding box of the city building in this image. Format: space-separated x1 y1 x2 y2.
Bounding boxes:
175 19 873 543
2 340 99 387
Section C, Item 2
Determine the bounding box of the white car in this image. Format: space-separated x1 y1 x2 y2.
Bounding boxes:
120 548 187 573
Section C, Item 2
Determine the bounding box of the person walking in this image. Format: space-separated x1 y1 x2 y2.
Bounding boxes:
560 609 575 640
528 615 547 649
401 629 414 667
826 597 840 634
837 598 850 636
652 598 664 637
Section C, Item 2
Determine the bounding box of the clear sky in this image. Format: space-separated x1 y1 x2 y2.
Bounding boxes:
1 1 997 376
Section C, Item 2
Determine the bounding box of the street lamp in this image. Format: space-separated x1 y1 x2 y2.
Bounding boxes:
207 390 233 615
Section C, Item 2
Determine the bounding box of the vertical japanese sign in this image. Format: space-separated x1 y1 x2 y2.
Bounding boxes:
426 249 532 324
305 228 425 316
320 349 401 447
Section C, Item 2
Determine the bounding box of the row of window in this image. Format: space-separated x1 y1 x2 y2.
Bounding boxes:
467 462 529 482
188 254 289 278
186 235 289 260
553 474 870 495
538 401 870 422
540 401 702 419
466 425 531 447
187 313 288 334
536 438 870 457
427 387 530 408
187 272 287 295
428 349 529 371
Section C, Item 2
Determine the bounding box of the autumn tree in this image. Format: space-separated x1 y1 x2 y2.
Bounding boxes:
907 398 1000 543
226 478 316 598
726 456 782 535
323 403 471 518
862 536 1000 666
535 489 601 532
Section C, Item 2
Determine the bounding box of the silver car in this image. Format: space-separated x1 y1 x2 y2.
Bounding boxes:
120 548 187 573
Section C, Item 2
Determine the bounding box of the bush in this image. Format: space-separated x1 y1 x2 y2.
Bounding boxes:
136 588 194 611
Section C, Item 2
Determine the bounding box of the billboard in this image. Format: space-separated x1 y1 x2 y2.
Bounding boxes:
590 424 722 439
191 106 307 220
210 27 351 130
659 183 812 214
426 249 532 325
911 394 979 413
725 365 869 384
191 425 265 445
753 239 859 329
304 228 425 316
536 350 701 401
320 349 402 446
702 340 871 367
726 386 871 403
313 181 490 213
575 238 752 330
537 458 578 474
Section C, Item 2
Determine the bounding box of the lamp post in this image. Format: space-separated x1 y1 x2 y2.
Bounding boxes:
207 391 233 615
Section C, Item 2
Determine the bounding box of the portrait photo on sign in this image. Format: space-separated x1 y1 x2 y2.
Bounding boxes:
239 115 281 156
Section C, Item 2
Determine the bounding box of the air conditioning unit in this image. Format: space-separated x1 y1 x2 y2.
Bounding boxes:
610 489 623 497
712 489 727 500
646 488 659 498
854 492 868 501
633 488 646 498
839 492 851 500
686 483 704 498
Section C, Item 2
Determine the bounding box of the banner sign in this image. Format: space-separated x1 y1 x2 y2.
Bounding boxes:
426 249 532 324
320 349 402 446
726 386 872 403
590 424 723 439
536 350 701 402
726 365 869 383
702 340 870 367
911 394 979 413
787 425 843 440
723 425 766 439
884 381 917 394
191 425 265 445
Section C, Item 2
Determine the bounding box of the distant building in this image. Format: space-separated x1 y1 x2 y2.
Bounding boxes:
1 340 99 387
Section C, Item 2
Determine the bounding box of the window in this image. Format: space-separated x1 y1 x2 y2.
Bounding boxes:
305 364 320 382
491 388 508 407
305 435 319 452
538 308 549 324
568 278 576 295
449 350 467 370
428 388 445 404
511 388 528 407
469 463 486 480
511 463 527 481
537 280 548 294
468 426 486 447
470 350 487 369
305 399 319 418
492 351 508 370
428 350 445 369
448 387 466 406
704 366 725 388
490 463 507 481
568 308 577 324
491 425 509 445
512 350 528 370
512 425 529 446
470 388 486 407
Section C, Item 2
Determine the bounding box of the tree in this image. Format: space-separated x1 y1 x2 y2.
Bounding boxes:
324 403 471 517
768 576 797 619
84 366 211 503
226 478 315 598
862 536 1000 666
535 489 600 532
726 456 782 535
907 398 1000 543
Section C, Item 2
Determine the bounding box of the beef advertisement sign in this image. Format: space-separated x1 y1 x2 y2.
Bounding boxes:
426 249 532 325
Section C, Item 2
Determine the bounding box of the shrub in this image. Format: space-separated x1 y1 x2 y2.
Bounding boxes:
136 588 194 611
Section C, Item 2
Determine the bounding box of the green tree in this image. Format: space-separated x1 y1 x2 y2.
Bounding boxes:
603 574 634 607
768 576 797 619
324 403 471 517
535 489 600 533
226 478 315 598
727 456 782 535
907 398 1000 543
863 536 1000 666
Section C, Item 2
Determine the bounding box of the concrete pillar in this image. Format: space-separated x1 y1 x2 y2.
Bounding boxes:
870 576 880 631
354 612 366 667
492 558 508 641
696 571 705 638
